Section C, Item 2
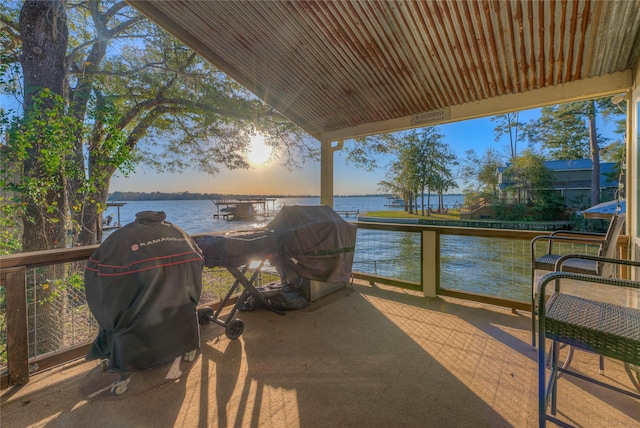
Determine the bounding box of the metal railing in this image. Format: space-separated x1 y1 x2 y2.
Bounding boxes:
0 223 628 389
352 221 627 310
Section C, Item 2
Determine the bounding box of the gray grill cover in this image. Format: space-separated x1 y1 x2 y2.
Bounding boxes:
85 211 203 373
267 205 357 283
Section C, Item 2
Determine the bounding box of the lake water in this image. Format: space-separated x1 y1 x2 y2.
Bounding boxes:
104 194 529 302
105 195 465 234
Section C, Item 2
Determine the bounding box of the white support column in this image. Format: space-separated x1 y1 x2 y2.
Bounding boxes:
421 230 439 297
320 140 344 208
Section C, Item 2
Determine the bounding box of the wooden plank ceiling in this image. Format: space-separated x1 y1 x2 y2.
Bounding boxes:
129 0 640 142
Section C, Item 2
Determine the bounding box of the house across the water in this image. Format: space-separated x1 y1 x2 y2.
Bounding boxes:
497 159 620 208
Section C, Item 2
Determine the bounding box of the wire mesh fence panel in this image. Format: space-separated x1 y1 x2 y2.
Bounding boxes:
25 262 99 360
353 229 421 283
17 263 269 363
439 236 531 301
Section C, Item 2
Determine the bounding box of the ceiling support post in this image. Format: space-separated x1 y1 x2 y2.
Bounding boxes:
320 140 343 208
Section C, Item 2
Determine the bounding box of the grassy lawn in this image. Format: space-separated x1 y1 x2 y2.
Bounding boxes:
362 210 574 228
364 210 461 221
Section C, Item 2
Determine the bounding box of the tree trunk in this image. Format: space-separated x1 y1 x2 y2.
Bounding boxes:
68 16 110 246
588 100 600 206
19 0 69 251
19 1 68 109
75 176 112 246
18 0 70 354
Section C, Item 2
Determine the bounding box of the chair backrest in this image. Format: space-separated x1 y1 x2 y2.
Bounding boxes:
597 213 626 276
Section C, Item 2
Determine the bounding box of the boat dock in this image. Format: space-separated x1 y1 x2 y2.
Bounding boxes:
384 196 404 207
212 198 277 220
335 209 360 217
103 202 126 230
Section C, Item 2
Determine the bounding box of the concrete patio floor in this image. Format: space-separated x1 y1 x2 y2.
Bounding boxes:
1 281 638 427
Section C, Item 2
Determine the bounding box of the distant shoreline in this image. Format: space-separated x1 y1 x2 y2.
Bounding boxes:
108 191 463 202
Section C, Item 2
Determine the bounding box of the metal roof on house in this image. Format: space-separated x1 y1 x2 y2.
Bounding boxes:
497 159 619 190
544 159 598 170
128 0 640 143
498 159 616 172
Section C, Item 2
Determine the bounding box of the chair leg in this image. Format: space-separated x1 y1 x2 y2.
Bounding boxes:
550 341 560 415
531 272 537 348
532 303 536 348
625 364 640 392
545 343 574 376
538 331 547 427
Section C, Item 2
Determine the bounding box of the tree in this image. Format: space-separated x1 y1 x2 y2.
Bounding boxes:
460 147 503 198
7 1 69 252
378 161 418 214
1 0 317 251
344 128 457 216
498 150 564 220
526 98 623 206
491 112 525 160
391 128 456 216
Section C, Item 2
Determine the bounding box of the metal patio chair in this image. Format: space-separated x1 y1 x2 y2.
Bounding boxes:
530 213 626 347
537 255 640 427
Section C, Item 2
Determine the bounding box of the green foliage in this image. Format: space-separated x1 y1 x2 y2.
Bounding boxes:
498 150 565 220
39 271 84 304
461 147 503 196
0 197 21 255
526 97 624 161
1 0 316 249
359 128 458 214
2 90 79 222
347 129 457 214
529 189 566 221
527 103 591 159
495 202 529 221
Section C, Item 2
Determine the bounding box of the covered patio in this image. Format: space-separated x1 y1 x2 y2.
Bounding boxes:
2 1 640 427
2 282 638 427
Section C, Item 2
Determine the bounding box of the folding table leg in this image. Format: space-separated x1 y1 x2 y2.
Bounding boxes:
227 265 286 316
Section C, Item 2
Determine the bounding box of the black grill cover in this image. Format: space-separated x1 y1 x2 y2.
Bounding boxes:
267 205 357 283
85 211 203 373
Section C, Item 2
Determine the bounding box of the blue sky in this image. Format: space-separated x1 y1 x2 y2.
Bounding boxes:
2 91 619 196
109 126 466 196
114 107 622 196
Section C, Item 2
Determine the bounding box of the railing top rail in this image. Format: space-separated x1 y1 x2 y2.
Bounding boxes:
0 224 629 269
355 221 630 245
355 220 544 238
0 245 99 270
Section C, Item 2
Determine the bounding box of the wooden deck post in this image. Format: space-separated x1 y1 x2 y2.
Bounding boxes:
422 230 439 297
3 266 29 385
320 140 343 208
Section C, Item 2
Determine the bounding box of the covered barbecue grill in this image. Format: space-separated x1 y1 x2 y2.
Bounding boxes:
196 228 286 339
268 205 357 285
196 205 357 335
84 211 204 394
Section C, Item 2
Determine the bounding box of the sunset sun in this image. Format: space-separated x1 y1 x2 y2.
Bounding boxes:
247 134 272 166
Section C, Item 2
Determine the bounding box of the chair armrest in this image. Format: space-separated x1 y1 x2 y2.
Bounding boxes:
555 254 640 273
550 230 606 237
537 271 640 311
